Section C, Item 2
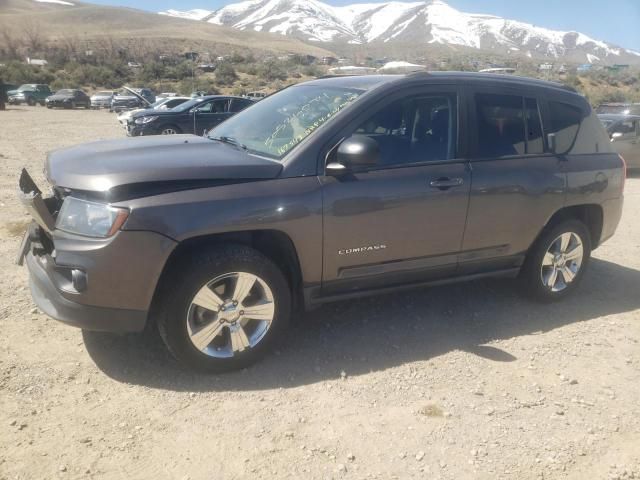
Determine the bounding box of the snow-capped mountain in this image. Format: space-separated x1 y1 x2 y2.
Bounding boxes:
160 0 640 62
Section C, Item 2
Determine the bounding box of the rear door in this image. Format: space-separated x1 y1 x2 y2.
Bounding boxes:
460 87 566 274
193 98 232 135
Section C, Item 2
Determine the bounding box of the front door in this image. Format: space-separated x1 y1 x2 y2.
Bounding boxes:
321 89 471 294
193 98 232 135
611 118 640 166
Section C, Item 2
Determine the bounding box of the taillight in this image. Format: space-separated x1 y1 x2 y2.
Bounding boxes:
620 154 627 193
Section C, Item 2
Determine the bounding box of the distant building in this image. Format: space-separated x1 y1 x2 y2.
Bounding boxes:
479 67 516 74
127 62 141 68
576 64 593 73
26 57 48 67
378 61 426 74
538 63 553 71
321 56 338 65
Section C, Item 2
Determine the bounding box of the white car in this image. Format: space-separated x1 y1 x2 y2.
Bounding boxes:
117 97 190 126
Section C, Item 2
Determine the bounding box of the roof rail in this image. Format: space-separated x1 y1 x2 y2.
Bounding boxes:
406 71 431 77
315 74 361 79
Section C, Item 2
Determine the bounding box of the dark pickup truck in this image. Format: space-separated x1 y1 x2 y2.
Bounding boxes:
17 72 625 372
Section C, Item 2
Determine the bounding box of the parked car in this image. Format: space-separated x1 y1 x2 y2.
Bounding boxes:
90 91 116 109
117 96 191 126
110 87 155 112
599 113 640 170
16 72 625 372
596 103 640 115
45 89 91 109
245 91 267 100
8 84 51 106
126 95 253 136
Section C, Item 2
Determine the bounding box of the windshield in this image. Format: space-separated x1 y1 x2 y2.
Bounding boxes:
18 85 35 92
56 89 74 95
96 91 113 96
149 99 168 108
208 85 362 159
171 97 209 112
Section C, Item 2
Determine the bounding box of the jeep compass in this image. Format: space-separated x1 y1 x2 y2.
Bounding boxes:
17 72 625 372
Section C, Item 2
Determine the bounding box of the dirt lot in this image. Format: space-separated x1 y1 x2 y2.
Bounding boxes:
1 106 639 480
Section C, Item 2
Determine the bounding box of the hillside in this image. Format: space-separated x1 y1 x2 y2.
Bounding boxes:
0 0 334 57
162 0 640 65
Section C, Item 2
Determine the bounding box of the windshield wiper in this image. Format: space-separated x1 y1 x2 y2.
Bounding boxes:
209 135 248 151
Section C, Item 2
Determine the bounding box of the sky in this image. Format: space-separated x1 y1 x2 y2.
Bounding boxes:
88 0 640 50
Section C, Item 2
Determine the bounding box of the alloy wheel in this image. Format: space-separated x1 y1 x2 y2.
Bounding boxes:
186 272 275 358
161 128 177 135
540 232 584 292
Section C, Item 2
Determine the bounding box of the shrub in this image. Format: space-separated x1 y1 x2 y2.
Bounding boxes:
215 63 238 85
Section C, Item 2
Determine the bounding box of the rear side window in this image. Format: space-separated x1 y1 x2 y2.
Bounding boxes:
229 98 253 112
475 94 544 158
548 101 583 153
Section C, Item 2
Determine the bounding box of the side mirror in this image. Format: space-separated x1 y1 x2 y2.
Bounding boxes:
326 135 380 175
611 132 623 141
547 133 557 153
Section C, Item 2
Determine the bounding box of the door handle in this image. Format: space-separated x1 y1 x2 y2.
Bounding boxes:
429 177 464 189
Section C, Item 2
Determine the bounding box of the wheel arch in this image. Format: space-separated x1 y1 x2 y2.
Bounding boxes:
534 204 604 251
149 229 304 323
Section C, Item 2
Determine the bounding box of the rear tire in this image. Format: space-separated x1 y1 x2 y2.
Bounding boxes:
26 98 35 106
519 219 591 302
157 244 291 372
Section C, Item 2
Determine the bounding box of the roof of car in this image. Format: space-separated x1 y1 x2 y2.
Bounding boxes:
598 113 640 121
302 71 578 96
598 102 640 106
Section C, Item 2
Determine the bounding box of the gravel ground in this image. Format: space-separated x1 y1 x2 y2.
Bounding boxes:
1 106 639 480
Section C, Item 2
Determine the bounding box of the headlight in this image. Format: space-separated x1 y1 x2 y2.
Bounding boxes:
55 197 129 238
134 116 158 125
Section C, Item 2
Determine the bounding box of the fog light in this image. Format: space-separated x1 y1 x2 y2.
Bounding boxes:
71 269 87 292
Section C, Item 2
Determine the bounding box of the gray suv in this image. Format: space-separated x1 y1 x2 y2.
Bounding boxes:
17 73 625 372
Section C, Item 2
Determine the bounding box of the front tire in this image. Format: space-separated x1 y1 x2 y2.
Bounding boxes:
519 219 591 302
160 125 180 135
157 244 291 372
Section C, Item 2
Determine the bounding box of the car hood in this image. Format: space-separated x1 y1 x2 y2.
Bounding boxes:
8 90 27 96
131 108 181 119
45 135 282 198
123 86 153 106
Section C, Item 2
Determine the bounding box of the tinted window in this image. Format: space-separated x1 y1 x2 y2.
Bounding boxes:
195 99 229 113
353 95 457 166
229 98 253 113
475 94 546 157
476 94 526 157
548 101 583 153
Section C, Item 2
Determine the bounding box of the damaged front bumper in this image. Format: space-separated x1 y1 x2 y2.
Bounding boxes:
16 169 175 332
